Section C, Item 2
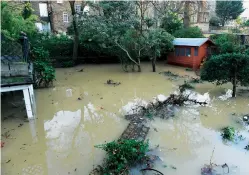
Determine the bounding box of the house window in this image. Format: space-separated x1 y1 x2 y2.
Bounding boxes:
57 0 63 3
194 47 198 56
63 12 69 22
75 4 81 13
180 48 185 56
39 3 48 17
185 48 191 56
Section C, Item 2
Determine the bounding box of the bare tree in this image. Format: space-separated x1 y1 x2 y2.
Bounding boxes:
135 0 151 34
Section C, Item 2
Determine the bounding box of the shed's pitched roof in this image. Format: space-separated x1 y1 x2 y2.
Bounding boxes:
173 38 214 46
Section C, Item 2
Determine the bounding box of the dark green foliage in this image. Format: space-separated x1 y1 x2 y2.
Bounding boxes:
189 78 203 84
243 20 249 27
201 53 249 97
32 47 55 88
31 33 74 58
34 60 55 87
209 16 221 27
221 127 235 141
210 34 246 54
31 46 50 61
216 1 245 26
61 60 74 68
201 53 249 85
160 12 183 34
179 81 194 93
147 28 174 56
144 17 155 28
95 139 149 174
173 27 204 38
245 144 249 151
161 71 178 78
22 2 33 19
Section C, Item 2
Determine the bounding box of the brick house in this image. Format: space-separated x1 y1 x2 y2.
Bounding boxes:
31 0 211 33
31 0 90 33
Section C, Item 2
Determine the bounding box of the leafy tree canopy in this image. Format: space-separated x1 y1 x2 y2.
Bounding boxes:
209 16 221 27
173 26 204 38
216 1 245 26
210 34 243 54
160 12 183 34
1 2 37 39
201 53 249 97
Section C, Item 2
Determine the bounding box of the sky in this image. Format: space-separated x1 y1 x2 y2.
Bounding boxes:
241 0 249 18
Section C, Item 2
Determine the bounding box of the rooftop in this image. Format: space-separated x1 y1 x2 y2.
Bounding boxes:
173 38 213 46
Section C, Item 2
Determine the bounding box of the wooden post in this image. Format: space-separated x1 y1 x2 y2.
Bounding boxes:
28 84 36 116
23 88 34 119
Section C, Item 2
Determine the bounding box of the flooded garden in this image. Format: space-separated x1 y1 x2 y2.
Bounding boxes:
1 63 249 175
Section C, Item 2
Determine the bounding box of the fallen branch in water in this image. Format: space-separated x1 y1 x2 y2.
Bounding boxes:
140 168 164 175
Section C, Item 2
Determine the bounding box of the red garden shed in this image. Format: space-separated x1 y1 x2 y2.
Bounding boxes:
167 38 215 70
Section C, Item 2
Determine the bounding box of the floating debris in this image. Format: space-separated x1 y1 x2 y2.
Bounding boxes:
106 79 121 86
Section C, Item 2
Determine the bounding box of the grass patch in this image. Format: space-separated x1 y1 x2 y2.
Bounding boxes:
221 126 235 141
95 139 149 174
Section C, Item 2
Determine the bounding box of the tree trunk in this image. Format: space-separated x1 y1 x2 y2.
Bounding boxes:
47 1 55 33
152 59 156 72
232 65 237 98
152 54 156 72
69 1 79 63
137 65 141 72
183 1 190 28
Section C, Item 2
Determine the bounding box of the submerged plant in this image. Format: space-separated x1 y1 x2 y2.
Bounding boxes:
179 81 194 93
221 126 235 141
245 144 249 151
95 139 149 174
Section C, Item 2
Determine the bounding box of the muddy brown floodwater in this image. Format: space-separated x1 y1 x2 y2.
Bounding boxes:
1 63 249 175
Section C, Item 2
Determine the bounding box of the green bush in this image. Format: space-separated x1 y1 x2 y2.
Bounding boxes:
34 60 55 87
32 46 55 88
210 34 241 54
31 33 73 58
95 139 149 174
173 26 204 38
221 127 235 141
160 12 183 34
209 16 221 26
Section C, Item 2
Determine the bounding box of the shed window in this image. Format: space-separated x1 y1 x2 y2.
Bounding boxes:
185 48 191 56
175 48 180 56
180 48 185 56
194 47 198 56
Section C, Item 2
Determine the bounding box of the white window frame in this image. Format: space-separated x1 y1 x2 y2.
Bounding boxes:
63 12 69 23
75 4 81 13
